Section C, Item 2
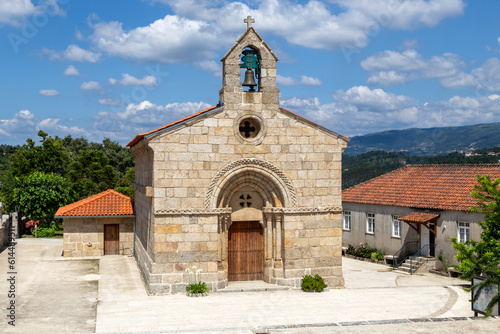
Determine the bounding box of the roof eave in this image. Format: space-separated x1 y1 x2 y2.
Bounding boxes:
279 107 349 143
56 215 135 219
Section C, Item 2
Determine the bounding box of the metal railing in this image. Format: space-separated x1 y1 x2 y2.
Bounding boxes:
409 244 435 275
393 241 419 269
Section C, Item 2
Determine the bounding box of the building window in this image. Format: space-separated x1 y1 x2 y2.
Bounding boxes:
366 213 375 234
392 215 401 238
343 211 351 231
458 222 470 243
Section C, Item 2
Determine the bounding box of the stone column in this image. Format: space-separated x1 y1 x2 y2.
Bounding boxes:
265 212 273 266
274 213 283 268
218 214 229 269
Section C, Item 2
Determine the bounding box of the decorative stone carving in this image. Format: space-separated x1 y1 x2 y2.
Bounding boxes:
262 207 342 214
205 158 297 208
155 208 232 216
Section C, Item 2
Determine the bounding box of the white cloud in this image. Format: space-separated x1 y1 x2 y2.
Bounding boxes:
333 0 465 30
401 39 419 50
367 71 410 86
361 49 426 72
276 75 297 86
89 15 220 63
38 89 59 96
119 74 157 86
280 85 500 137
108 78 117 85
0 109 88 143
80 81 103 90
63 65 79 76
276 75 321 86
92 100 211 141
81 0 465 65
98 98 126 107
333 86 414 111
361 49 500 91
300 75 321 86
42 44 101 63
0 0 39 26
194 60 220 76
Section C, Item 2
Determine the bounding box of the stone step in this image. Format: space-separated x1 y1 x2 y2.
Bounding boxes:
397 266 411 273
217 281 291 293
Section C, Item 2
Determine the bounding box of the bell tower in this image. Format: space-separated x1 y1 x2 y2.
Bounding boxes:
219 16 280 112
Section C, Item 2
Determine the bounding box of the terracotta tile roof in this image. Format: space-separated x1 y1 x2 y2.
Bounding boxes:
398 212 440 223
342 164 500 212
127 105 219 147
55 189 134 217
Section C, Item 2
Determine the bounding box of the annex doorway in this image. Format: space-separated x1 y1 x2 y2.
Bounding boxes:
228 221 264 281
104 224 119 255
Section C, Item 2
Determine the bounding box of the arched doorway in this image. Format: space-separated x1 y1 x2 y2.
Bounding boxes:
207 159 294 284
228 221 263 281
227 189 265 281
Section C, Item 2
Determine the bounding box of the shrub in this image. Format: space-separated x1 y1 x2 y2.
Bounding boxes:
438 249 451 272
186 281 209 295
346 244 356 255
301 274 327 292
33 227 55 238
353 243 373 258
371 250 384 262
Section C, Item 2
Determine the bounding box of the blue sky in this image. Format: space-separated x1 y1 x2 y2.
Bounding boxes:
1 0 500 146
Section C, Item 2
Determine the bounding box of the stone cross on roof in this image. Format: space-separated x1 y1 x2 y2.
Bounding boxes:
244 15 255 29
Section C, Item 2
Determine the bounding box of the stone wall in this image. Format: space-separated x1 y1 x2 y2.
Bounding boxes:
280 212 343 288
130 27 347 293
63 217 134 257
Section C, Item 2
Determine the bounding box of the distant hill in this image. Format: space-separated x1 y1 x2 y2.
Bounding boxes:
344 122 500 156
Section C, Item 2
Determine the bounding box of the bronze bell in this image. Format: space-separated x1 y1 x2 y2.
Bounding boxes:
242 68 257 91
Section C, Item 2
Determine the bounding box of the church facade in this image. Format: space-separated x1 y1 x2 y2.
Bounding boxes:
128 19 348 294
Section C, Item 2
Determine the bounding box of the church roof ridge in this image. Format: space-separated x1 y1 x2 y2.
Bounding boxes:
278 107 349 142
127 104 220 147
127 104 348 147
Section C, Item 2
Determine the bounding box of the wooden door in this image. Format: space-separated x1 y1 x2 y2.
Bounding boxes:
104 224 119 255
228 221 263 281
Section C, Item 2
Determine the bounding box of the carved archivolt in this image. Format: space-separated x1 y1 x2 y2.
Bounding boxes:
205 158 297 208
262 207 342 214
156 208 232 216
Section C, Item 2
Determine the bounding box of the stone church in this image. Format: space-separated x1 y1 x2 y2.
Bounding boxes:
127 17 348 294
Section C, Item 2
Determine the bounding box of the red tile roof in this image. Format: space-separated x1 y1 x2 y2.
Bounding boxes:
127 105 219 147
398 212 440 223
55 189 134 217
342 164 500 212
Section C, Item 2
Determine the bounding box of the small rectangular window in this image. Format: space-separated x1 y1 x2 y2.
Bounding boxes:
458 222 470 243
392 215 401 238
366 213 375 234
343 211 351 231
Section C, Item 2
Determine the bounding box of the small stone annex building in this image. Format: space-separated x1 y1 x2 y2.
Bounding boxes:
127 19 349 294
56 189 135 257
342 164 500 269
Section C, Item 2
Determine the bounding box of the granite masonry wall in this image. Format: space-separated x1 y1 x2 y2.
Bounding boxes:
63 217 134 257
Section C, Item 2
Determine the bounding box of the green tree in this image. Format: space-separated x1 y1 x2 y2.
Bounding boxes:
101 138 134 175
10 131 69 177
114 167 135 199
452 175 500 316
66 150 118 199
13 172 71 226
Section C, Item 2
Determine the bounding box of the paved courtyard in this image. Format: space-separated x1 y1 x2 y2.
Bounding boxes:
1 239 499 333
